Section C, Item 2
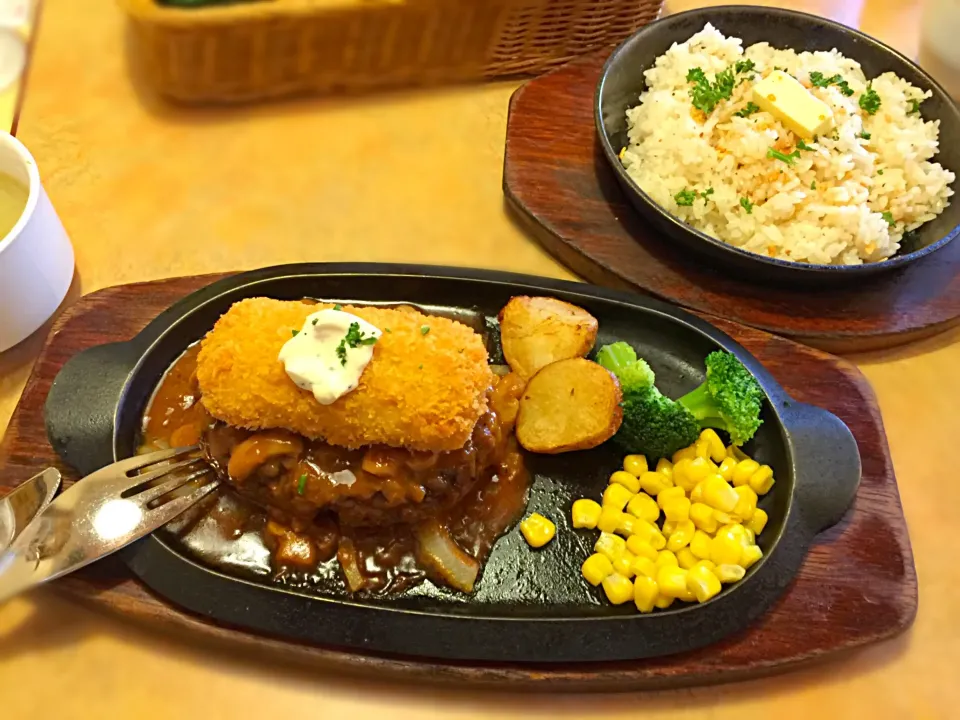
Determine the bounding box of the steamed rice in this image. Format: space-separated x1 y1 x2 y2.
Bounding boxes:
621 24 955 265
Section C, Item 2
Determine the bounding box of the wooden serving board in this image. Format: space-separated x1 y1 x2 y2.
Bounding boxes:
503 52 960 353
0 274 916 691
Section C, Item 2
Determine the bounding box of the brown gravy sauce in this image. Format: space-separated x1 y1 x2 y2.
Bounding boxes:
140 343 530 595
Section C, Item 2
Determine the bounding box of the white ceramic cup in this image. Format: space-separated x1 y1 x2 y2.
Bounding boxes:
0 132 74 352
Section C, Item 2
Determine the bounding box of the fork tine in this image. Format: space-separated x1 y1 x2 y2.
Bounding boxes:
113 446 201 475
125 456 206 488
145 480 220 525
133 466 214 505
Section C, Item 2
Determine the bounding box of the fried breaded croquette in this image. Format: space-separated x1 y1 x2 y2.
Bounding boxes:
195 298 493 452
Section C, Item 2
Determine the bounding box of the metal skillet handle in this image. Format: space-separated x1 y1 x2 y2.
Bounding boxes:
44 342 138 476
782 401 861 535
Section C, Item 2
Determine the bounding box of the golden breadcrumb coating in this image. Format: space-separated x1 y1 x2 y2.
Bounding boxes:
195 298 493 452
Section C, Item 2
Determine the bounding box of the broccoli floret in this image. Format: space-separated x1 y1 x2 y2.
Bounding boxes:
677 351 763 445
595 341 655 393
618 387 700 459
596 342 699 458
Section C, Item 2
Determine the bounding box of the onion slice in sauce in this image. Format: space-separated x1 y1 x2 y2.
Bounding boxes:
415 520 480 593
337 537 366 593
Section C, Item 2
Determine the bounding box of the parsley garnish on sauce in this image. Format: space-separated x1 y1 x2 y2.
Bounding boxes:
767 148 801 165
674 189 698 206
291 329 299 337
811 181 817 190
312 318 318 326
881 211 895 226
740 197 754 214
734 102 760 118
860 84 881 115
336 322 378 366
858 130 871 140
808 71 854 96
333 303 343 311
297 474 308 495
908 98 922 115
420 325 430 336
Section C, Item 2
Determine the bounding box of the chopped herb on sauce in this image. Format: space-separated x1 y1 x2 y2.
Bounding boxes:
420 325 430 335
858 130 871 140
878 169 884 175
811 181 817 190
297 474 308 495
291 329 299 337
333 303 343 311
336 322 378 366
740 197 754 214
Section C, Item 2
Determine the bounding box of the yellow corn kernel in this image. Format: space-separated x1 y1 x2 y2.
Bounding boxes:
581 553 614 586
663 497 692 522
626 535 658 561
710 527 744 566
610 470 641 493
743 527 755 545
612 550 636 578
654 594 675 609
616 512 642 536
741 544 763 569
655 458 674 480
723 523 747 541
687 456 714 484
571 498 602 529
748 508 768 535
666 519 695 552
656 565 689 598
714 564 746 583
690 502 718 533
662 519 678 537
698 429 727 463
656 549 679 569
718 456 738 482
623 454 648 477
520 513 556 548
690 481 705 503
695 437 711 460
687 562 723 602
732 485 757 521
625 517 664 547
677 547 698 569
750 465 775 495
626 492 660 524
692 559 716 573
594 531 627 561
690 529 713 560
632 555 658 579
702 475 738 512
634 575 659 612
602 573 635 604
672 445 698 464
732 459 760 487
597 506 623 533
657 485 686 508
713 509 739 525
638 471 670 496
671 458 693 492
602 483 634 511
649 529 667 550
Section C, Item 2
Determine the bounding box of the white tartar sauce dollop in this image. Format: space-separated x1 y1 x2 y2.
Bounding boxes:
278 308 382 405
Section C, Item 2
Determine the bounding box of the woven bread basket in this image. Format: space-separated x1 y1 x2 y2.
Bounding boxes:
119 0 664 103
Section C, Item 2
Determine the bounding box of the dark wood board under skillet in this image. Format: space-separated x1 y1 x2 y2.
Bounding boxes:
502 52 960 354
0 273 916 691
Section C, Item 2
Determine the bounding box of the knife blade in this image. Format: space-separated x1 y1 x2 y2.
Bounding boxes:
0 468 61 553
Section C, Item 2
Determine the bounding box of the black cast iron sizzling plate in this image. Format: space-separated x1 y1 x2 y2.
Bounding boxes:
44 264 860 663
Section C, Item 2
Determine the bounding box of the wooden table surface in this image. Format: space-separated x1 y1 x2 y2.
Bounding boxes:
1 0 957 717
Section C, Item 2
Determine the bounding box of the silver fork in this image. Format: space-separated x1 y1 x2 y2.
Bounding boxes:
0 446 219 603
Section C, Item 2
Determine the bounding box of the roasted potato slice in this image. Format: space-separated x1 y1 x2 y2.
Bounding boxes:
516 358 622 454
499 296 599 381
